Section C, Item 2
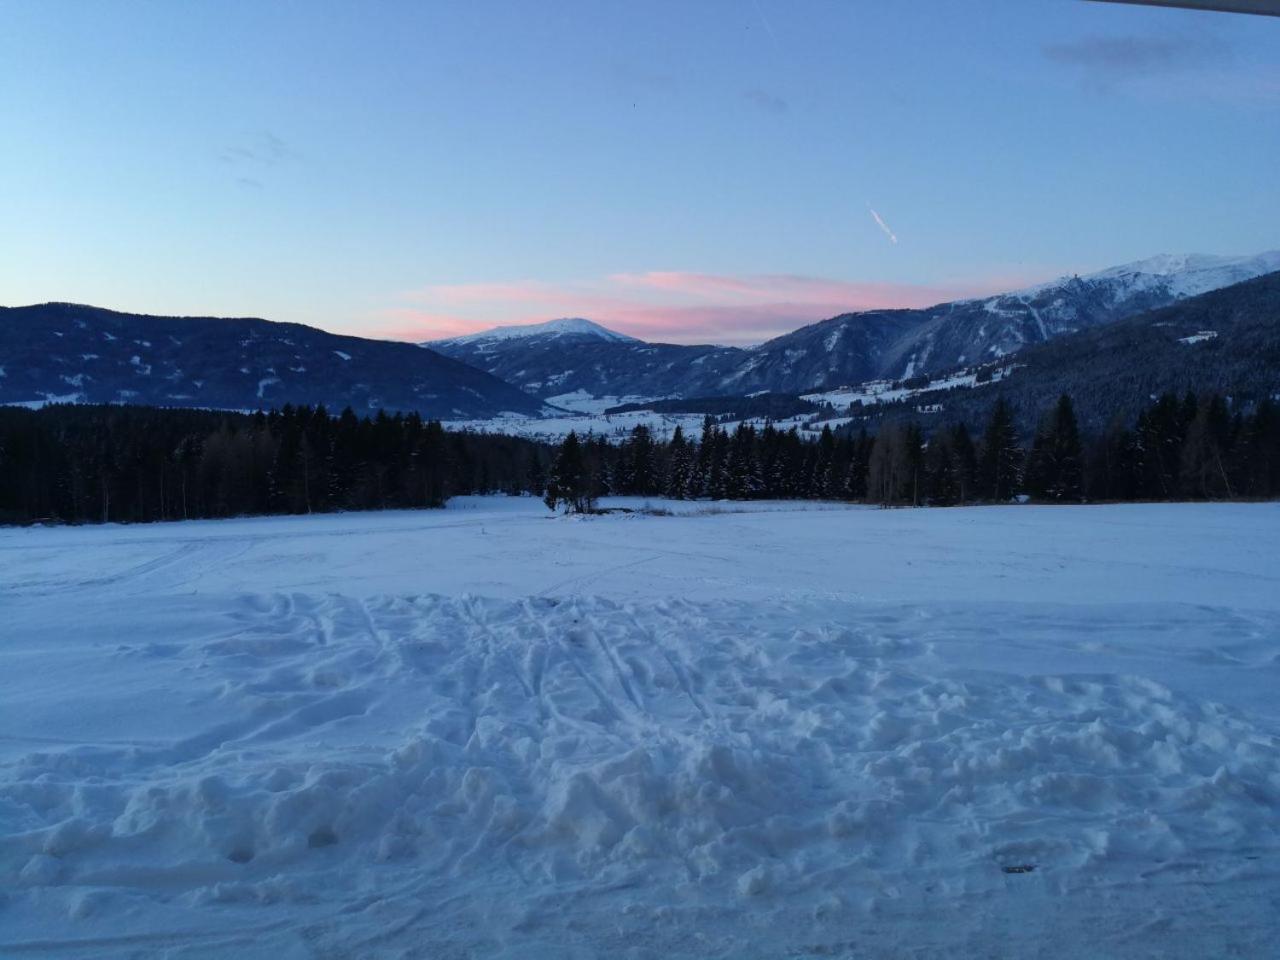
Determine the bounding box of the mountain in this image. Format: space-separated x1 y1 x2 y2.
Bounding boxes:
717 250 1280 394
845 268 1280 436
431 251 1280 402
11 251 1275 424
430 319 744 400
436 317 639 346
0 303 547 419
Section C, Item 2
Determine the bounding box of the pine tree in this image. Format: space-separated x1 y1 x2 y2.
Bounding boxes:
1136 393 1191 499
866 422 922 505
664 425 692 498
1086 417 1139 502
1179 394 1233 499
924 431 959 505
543 431 594 513
979 398 1021 501
950 423 977 504
1026 395 1083 502
1234 399 1280 498
845 428 872 501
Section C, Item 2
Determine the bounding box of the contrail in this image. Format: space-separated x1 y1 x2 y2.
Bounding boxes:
868 205 898 245
751 0 781 53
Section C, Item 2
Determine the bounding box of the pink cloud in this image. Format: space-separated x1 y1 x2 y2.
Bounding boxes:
378 269 1055 346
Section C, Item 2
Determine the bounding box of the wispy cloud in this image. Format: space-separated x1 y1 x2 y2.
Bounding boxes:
1042 32 1280 105
219 131 294 167
1043 33 1229 76
218 131 295 187
379 269 1045 345
868 206 898 245
743 88 788 114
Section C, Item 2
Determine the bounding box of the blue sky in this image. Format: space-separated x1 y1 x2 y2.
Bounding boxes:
2 0 1277 344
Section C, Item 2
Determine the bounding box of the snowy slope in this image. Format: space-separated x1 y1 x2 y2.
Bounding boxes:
1035 250 1280 301
2 500 1279 958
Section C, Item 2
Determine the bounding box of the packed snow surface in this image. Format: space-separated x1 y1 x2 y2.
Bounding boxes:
2 499 1279 958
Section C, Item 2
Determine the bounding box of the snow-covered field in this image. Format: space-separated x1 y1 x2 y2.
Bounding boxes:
440 407 717 442
438 408 828 443
2 498 1279 958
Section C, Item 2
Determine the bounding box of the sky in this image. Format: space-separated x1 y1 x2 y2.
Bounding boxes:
2 1 1278 346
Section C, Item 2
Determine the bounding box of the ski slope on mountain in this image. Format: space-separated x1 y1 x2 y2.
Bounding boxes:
2 500 1278 958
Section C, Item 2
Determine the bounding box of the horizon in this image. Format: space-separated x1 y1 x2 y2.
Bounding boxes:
7 244 1276 350
3 2 1278 345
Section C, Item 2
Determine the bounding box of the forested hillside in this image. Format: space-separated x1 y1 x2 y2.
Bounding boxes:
0 303 547 419
854 270 1280 436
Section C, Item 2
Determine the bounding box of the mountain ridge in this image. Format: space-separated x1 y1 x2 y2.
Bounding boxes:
429 249 1280 401
839 267 1280 436
0 302 547 419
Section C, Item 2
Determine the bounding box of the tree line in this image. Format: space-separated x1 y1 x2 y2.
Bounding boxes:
543 391 1280 510
2 389 1277 525
0 404 542 525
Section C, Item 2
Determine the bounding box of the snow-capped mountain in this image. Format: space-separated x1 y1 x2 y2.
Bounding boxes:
0 303 548 419
837 266 1280 437
430 250 1280 402
731 250 1280 393
1062 251 1280 300
9 251 1276 422
433 317 639 348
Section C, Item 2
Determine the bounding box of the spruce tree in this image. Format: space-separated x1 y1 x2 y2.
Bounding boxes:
544 431 593 513
950 423 977 504
979 398 1021 502
1026 395 1083 502
1179 394 1233 500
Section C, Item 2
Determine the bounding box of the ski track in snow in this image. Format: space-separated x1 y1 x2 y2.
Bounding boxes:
1 498 1279 958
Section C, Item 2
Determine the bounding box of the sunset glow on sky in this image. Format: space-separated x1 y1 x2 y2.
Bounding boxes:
2 2 1277 344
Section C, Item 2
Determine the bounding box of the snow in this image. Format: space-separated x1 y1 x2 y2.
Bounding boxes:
544 390 670 415
332 350 351 361
2 499 1279 958
1179 330 1219 345
430 317 638 347
443 408 712 441
2 392 86 409
998 250 1280 304
441 408 821 442
802 366 1014 410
